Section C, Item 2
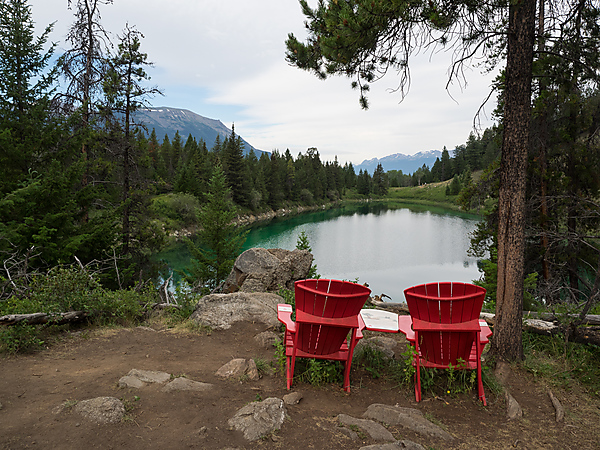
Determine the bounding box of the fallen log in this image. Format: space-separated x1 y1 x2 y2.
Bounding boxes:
0 311 90 326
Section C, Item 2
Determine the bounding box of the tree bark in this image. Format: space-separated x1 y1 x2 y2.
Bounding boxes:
493 0 537 362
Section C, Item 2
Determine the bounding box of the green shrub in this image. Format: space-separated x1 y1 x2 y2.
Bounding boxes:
0 266 159 354
150 193 200 228
0 324 45 354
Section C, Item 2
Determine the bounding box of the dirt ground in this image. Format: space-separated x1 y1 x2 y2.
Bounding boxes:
1 321 599 450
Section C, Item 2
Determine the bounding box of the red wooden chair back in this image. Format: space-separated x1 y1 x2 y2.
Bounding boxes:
295 279 371 356
404 282 485 366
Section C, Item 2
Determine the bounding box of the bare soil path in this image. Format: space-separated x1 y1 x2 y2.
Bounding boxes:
1 323 599 449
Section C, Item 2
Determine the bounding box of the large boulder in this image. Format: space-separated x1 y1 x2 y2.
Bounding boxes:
222 248 313 293
190 291 282 330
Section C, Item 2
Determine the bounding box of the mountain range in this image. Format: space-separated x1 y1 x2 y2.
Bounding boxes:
134 107 266 156
136 106 442 174
355 150 443 174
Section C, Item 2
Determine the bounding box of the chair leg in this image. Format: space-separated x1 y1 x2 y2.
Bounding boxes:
414 335 422 402
343 331 358 393
477 365 486 406
287 355 293 390
475 331 486 405
415 359 422 402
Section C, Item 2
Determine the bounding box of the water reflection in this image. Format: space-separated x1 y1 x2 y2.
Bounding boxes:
243 203 482 302
157 203 483 302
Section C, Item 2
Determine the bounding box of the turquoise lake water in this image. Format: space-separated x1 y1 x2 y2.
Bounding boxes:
157 203 483 302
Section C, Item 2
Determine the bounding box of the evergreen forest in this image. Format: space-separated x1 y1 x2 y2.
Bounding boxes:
3 0 600 361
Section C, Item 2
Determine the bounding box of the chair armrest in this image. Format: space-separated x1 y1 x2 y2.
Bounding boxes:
479 320 492 343
398 315 415 341
277 304 296 333
356 314 366 340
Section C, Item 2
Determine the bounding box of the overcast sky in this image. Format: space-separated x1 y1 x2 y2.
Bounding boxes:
30 0 498 165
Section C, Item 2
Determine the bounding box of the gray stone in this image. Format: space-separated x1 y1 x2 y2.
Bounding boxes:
161 377 214 393
216 358 260 381
360 441 426 450
73 397 125 424
338 414 395 442
354 336 399 360
338 426 359 441
222 248 313 293
191 292 282 330
254 331 281 348
126 368 171 384
246 359 260 381
118 375 146 389
283 392 303 405
363 404 455 441
506 391 523 420
228 397 286 441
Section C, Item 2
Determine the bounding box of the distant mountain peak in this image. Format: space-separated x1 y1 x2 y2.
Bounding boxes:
356 150 442 174
134 107 266 156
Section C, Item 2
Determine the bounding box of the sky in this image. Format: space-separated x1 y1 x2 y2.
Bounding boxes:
29 0 499 165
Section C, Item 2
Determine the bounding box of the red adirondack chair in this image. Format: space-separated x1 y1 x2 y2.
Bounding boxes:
277 279 371 392
399 282 492 405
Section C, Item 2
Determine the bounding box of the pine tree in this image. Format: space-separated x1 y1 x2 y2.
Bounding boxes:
0 0 56 194
184 164 247 293
222 125 247 206
103 23 161 256
0 0 116 267
372 163 388 196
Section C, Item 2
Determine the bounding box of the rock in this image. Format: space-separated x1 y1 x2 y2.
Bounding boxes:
505 391 523 420
246 359 260 381
354 336 399 360
283 392 303 405
73 397 125 424
548 390 565 423
228 397 286 441
191 292 282 330
162 377 214 393
363 404 455 441
222 248 313 293
216 358 260 381
337 414 396 442
339 427 359 441
118 375 146 389
254 331 281 348
360 441 426 450
125 369 171 384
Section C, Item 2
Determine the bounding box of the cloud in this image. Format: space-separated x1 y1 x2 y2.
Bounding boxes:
30 0 497 165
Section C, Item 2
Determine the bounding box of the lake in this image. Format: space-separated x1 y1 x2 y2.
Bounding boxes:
158 202 483 303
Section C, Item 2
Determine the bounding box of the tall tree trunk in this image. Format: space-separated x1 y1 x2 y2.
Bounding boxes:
537 0 550 282
493 0 537 362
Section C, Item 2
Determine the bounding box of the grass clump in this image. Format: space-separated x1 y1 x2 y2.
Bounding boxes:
522 331 600 396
